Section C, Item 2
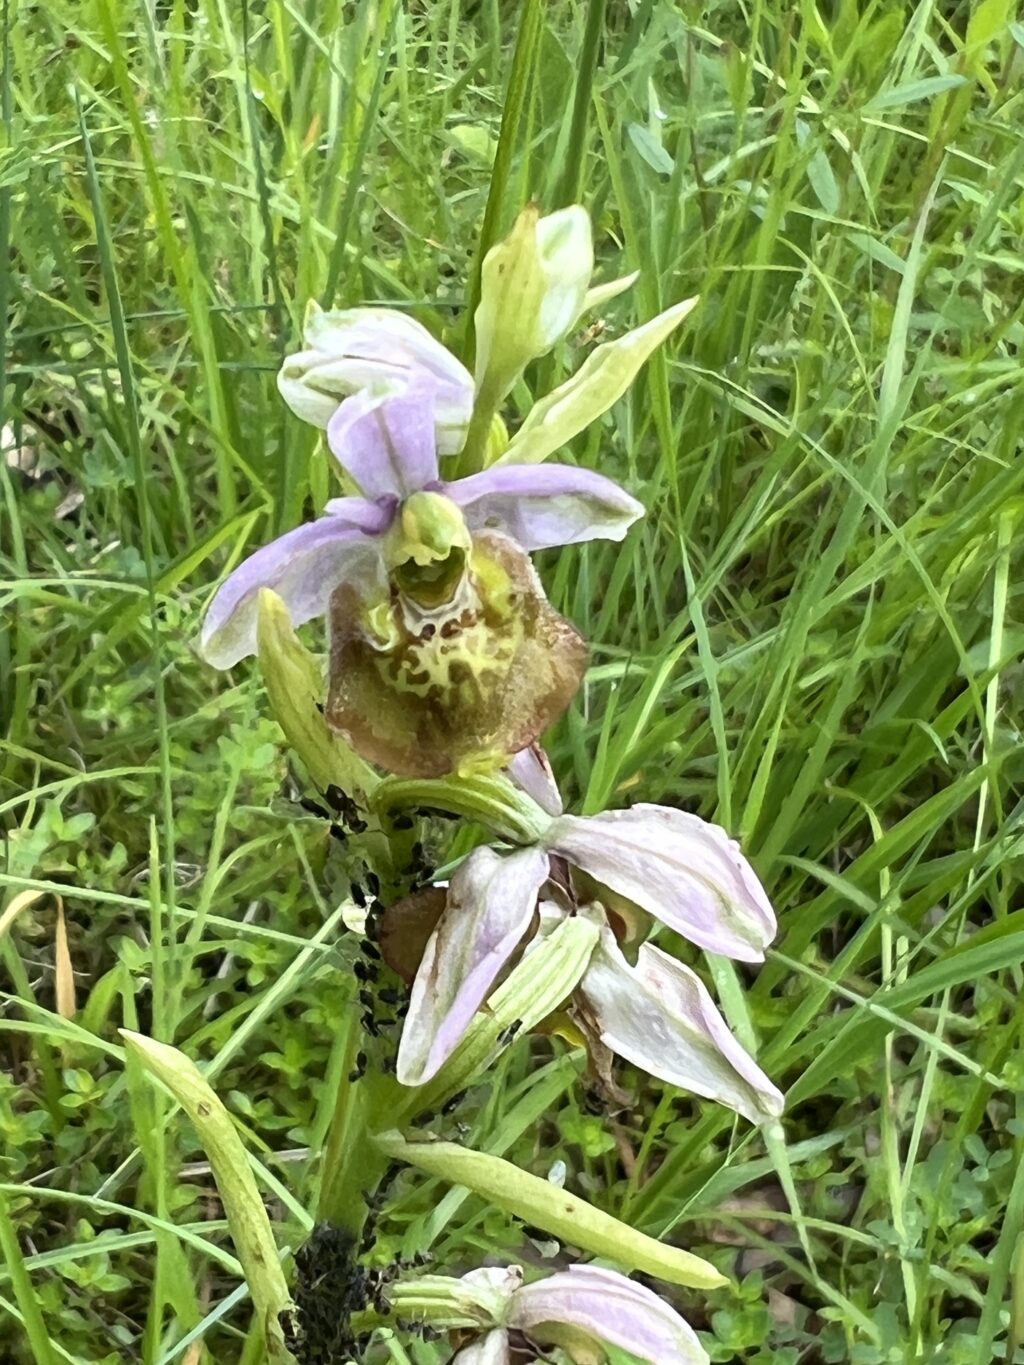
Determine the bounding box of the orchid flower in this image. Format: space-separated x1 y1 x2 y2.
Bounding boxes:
439 1264 709 1365
276 206 697 482
384 765 783 1123
199 380 641 670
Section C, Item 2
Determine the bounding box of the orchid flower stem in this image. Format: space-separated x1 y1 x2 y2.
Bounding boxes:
316 1063 388 1234
453 374 502 478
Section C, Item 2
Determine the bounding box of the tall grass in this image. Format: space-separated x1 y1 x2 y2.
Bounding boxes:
2 1 1023 1361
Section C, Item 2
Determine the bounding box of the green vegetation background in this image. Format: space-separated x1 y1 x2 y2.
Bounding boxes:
2 0 1023 1361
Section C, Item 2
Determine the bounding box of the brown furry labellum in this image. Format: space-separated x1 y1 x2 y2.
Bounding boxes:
326 529 587 778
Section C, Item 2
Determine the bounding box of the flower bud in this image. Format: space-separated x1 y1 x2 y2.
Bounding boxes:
473 205 593 405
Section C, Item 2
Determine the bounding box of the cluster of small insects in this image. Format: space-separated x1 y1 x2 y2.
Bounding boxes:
299 782 370 840
281 1224 373 1365
347 886 410 1073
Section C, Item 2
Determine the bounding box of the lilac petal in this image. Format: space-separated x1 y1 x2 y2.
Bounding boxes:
506 746 564 817
326 382 440 500
198 500 390 669
546 804 776 962
396 846 550 1086
452 1330 511 1365
305 305 473 389
445 462 643 551
510 1264 708 1365
580 931 784 1124
280 306 474 453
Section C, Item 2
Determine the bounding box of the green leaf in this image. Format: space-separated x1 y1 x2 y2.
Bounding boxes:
499 298 699 465
120 1032 295 1363
626 122 674 176
863 74 971 110
374 1132 728 1290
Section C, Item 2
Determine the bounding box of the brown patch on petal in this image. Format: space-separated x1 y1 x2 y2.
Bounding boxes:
326 530 587 777
571 869 652 944
569 995 634 1110
378 888 447 984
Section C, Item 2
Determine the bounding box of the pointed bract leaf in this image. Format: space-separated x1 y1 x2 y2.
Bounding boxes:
580 932 784 1124
120 1032 293 1361
499 298 699 465
546 804 776 962
375 1133 728 1290
256 589 377 797
397 846 550 1086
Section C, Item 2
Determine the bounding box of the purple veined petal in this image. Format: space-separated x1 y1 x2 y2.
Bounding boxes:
304 305 473 391
579 930 784 1124
506 746 564 817
445 463 644 551
451 1330 512 1365
198 499 391 669
326 381 441 500
396 846 550 1086
510 1264 709 1365
546 804 776 962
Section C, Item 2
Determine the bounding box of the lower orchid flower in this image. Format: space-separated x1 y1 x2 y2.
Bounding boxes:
412 1263 709 1365
381 768 783 1124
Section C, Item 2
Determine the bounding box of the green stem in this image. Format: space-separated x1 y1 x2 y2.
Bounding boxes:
316 1068 389 1233
554 0 607 207
455 376 503 478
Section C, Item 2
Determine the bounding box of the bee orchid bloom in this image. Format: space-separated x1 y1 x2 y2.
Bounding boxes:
391 786 783 1123
199 381 642 670
448 1264 709 1365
